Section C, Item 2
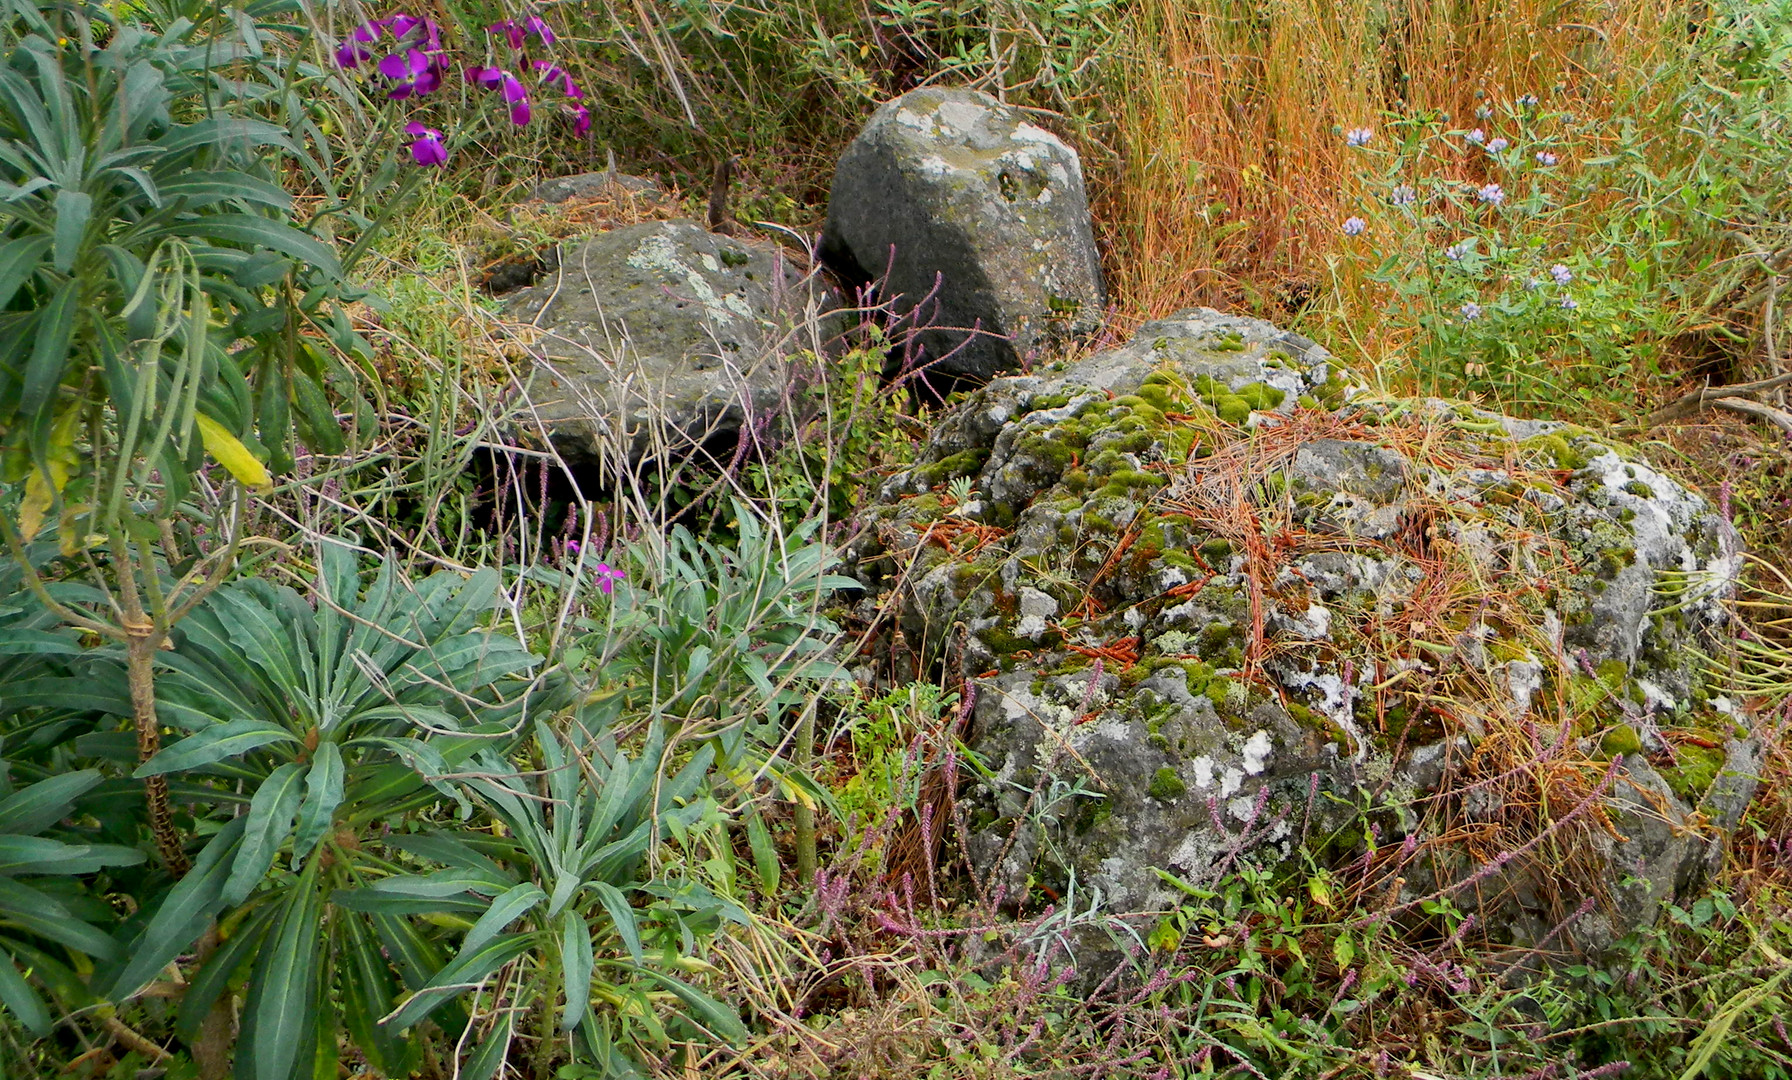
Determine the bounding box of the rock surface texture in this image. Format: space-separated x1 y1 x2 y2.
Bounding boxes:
847 308 1756 966
823 87 1106 388
507 219 836 467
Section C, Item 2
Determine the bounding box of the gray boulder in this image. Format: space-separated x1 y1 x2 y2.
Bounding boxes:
506 220 838 467
846 308 1756 966
822 87 1106 388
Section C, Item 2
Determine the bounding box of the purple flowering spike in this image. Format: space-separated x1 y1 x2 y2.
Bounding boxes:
523 15 556 44
404 122 447 167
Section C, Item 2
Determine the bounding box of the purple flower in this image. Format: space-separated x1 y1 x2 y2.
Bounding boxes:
404 122 447 167
378 49 440 99
1550 263 1573 284
1460 302 1483 321
1466 128 1485 145
594 562 625 595
1475 105 1492 120
1559 296 1578 310
334 21 379 68
1476 183 1505 204
1345 127 1373 147
571 103 591 135
1518 93 1540 108
1342 216 1366 236
1390 184 1416 206
1536 151 1558 166
489 19 527 48
501 73 531 125
522 15 556 45
1486 137 1509 153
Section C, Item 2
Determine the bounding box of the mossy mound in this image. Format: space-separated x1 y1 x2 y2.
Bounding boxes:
847 308 1757 953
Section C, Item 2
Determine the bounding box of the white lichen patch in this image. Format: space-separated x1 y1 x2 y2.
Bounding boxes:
1241 730 1273 775
625 233 754 330
1192 755 1216 789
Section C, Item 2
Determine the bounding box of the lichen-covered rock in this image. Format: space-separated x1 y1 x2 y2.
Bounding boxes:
507 220 837 466
530 170 663 204
822 87 1105 388
847 307 1756 960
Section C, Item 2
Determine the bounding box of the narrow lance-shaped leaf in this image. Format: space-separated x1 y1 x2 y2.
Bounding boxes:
134 718 300 777
222 762 306 906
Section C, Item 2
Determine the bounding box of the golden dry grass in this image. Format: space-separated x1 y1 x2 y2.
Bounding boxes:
1096 0 1696 364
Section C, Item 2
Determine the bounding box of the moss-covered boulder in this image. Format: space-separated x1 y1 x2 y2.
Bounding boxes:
848 308 1758 959
821 87 1105 388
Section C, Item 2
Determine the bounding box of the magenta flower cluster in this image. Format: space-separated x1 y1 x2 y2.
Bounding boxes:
333 11 590 168
465 17 590 135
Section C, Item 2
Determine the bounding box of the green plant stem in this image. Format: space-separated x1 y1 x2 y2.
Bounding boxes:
793 698 817 886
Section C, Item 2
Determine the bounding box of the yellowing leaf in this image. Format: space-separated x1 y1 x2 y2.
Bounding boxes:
194 413 272 490
19 410 80 538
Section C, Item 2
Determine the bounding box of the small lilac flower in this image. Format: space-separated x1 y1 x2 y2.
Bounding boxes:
1342 216 1366 236
1445 241 1471 261
1466 128 1485 145
404 122 447 167
1486 137 1509 153
1559 296 1578 310
1536 151 1558 166
1476 183 1505 204
1518 93 1540 108
1390 184 1416 206
1460 302 1483 321
1526 277 1543 291
1550 263 1573 284
1475 105 1492 120
1345 127 1373 147
594 562 625 595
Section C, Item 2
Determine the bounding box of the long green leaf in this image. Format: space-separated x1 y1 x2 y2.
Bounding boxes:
223 762 306 905
458 1010 513 1080
182 214 340 280
243 864 322 1080
106 817 247 999
0 770 101 835
0 835 145 876
0 878 119 957
0 235 50 309
0 947 50 1036
457 882 544 958
590 881 642 965
291 741 343 866
20 278 76 422
173 900 276 1042
384 933 533 1032
50 189 89 273
134 718 300 777
559 908 594 1032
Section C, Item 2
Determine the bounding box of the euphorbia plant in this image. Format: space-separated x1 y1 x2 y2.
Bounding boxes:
0 2 359 871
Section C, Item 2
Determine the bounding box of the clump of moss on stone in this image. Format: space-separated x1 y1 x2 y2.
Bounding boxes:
1661 743 1725 802
916 446 991 487
1518 432 1589 472
1148 767 1188 800
1600 724 1644 758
